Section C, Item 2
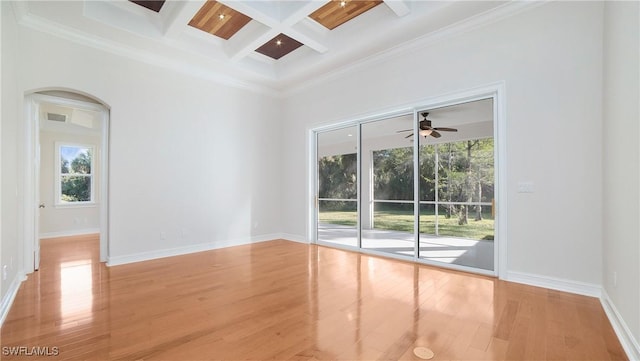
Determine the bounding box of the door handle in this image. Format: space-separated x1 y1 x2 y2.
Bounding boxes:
39 203 45 209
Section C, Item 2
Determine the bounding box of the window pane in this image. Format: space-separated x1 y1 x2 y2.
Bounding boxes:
437 204 494 241
436 140 494 203
318 153 356 199
61 146 92 175
373 147 413 201
362 115 415 257
61 158 70 174
61 175 91 202
317 126 358 248
419 145 435 201
418 203 436 235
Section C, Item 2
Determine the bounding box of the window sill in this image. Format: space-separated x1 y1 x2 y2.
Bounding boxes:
54 202 98 209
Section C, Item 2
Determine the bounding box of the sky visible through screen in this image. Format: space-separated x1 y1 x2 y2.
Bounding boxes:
60 146 90 168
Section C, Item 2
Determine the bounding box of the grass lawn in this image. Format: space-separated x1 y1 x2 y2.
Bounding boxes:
319 209 494 241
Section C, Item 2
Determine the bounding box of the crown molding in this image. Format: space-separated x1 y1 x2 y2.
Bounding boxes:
10 1 544 99
282 1 545 97
11 3 281 97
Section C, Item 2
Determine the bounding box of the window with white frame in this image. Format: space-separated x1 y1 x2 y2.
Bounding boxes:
55 143 95 205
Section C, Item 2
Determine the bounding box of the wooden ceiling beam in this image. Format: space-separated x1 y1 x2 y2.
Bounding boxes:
309 1 383 30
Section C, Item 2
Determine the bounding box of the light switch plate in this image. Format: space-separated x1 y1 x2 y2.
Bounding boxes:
517 181 535 193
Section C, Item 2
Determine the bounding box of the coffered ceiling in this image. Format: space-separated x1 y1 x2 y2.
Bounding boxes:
11 1 532 94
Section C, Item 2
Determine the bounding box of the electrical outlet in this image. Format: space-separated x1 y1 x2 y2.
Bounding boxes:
160 232 167 240
2 265 7 281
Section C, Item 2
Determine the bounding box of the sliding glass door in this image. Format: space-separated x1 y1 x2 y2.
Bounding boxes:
418 139 495 271
361 116 415 257
317 126 358 248
314 98 496 274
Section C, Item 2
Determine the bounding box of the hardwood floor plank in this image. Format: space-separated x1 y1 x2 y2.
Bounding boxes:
0 235 628 360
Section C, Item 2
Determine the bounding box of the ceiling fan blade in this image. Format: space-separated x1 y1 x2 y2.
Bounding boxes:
433 127 458 132
396 129 412 133
430 131 442 138
404 133 414 139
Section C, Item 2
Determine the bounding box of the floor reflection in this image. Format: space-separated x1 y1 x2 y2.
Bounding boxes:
2 238 624 360
59 260 93 328
319 223 494 270
311 244 496 359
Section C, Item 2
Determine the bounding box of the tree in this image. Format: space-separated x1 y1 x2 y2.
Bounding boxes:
61 149 92 202
61 158 70 174
373 147 413 202
71 150 92 174
317 138 494 228
318 153 357 210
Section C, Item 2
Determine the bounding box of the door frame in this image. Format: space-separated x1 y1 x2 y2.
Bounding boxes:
23 92 110 272
308 82 507 278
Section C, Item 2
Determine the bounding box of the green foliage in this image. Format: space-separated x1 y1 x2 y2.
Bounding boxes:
61 176 91 202
371 138 494 204
318 209 494 241
317 137 495 239
61 159 70 174
71 150 92 174
318 153 357 204
61 148 92 202
373 148 414 200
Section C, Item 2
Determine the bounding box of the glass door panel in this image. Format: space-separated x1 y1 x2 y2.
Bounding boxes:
317 126 358 247
361 116 415 257
417 100 495 271
314 98 496 274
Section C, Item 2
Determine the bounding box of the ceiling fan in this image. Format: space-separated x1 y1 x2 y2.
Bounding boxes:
397 112 458 139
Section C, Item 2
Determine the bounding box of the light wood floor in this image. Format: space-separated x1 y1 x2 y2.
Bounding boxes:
0 235 627 360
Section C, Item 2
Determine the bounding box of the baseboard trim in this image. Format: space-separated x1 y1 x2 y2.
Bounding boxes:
601 290 640 361
40 228 100 239
278 233 308 244
506 271 601 297
106 233 283 266
0 272 27 326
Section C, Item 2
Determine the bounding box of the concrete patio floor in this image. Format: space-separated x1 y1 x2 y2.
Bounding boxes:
318 223 494 271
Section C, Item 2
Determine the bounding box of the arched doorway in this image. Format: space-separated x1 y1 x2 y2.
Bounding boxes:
23 89 110 272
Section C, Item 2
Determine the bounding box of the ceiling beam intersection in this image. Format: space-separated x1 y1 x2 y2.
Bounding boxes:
219 0 328 61
383 0 411 17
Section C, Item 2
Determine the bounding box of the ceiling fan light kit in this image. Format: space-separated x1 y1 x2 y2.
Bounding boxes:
397 112 458 139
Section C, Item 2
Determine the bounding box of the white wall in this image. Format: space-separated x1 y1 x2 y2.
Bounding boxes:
39 131 101 238
0 0 638 354
1 1 25 313
282 2 604 285
8 11 283 264
602 0 640 353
